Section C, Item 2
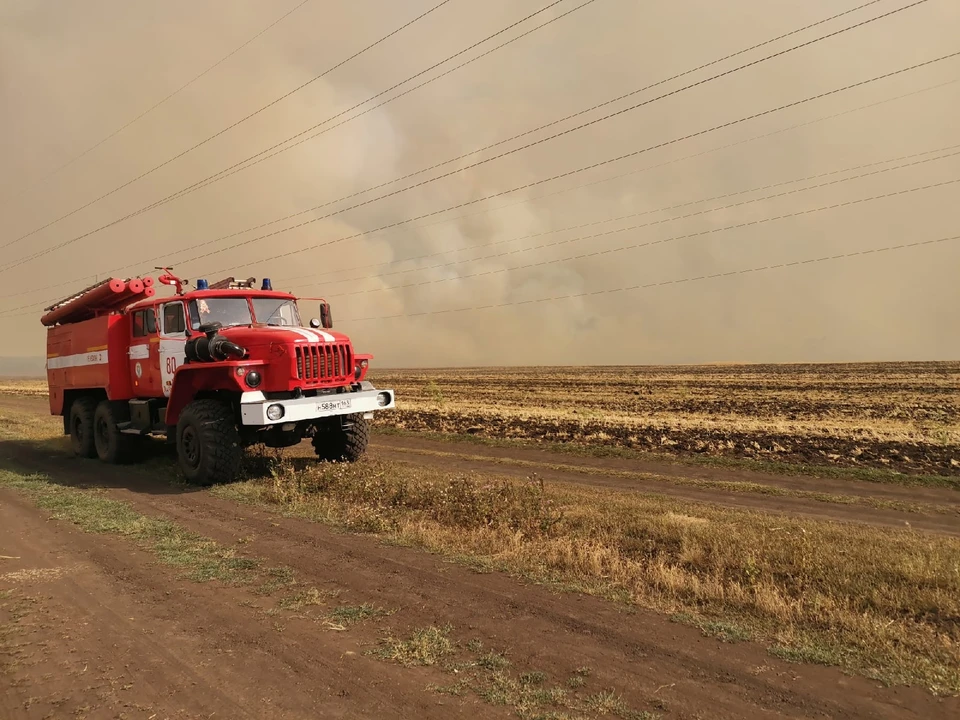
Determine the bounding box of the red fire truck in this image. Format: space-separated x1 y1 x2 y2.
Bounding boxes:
42 270 394 485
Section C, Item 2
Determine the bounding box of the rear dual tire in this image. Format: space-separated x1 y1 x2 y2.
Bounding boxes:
69 397 98 459
94 401 136 464
69 398 137 464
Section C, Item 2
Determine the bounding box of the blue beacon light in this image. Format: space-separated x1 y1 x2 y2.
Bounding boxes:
196 279 209 290
262 278 272 290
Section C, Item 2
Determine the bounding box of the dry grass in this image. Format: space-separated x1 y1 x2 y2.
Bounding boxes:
0 380 46 397
380 626 655 719
215 458 960 695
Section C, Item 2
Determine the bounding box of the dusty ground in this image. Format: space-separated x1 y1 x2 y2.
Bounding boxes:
2 392 959 719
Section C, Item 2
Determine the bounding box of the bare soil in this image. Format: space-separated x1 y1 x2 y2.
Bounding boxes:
367 435 960 535
1 457 956 720
0 397 960 720
1 393 959 717
372 362 960 476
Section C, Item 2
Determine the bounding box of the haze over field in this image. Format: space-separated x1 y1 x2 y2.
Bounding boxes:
1 0 958 367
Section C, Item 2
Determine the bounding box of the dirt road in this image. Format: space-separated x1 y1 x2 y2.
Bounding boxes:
6 394 960 534
2 394 959 718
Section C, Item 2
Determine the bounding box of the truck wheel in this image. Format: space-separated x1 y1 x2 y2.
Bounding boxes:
312 415 369 463
94 401 135 464
69 397 98 459
176 400 242 485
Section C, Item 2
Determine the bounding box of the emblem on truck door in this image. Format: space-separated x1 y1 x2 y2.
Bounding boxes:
135 362 143 378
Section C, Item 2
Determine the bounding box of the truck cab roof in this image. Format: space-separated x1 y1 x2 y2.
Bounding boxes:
125 288 298 312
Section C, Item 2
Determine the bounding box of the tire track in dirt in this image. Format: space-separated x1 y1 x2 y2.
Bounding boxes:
365 436 960 536
2 448 957 720
3 393 958 534
0 488 498 720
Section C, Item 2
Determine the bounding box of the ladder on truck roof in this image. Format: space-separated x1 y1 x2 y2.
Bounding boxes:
43 278 130 312
40 277 156 327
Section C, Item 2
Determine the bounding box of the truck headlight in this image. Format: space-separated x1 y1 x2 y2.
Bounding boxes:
245 370 262 388
354 358 369 379
376 391 391 407
266 404 285 421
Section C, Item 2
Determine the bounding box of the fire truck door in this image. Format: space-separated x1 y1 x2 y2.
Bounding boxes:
129 308 161 397
159 301 188 398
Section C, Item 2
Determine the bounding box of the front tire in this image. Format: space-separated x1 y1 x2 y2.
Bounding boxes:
69 397 98 459
176 400 242 485
312 415 369 463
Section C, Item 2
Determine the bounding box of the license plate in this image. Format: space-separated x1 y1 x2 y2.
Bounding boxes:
318 399 352 413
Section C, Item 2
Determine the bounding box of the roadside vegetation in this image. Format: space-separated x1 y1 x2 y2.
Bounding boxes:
1 376 958 696
216 456 960 695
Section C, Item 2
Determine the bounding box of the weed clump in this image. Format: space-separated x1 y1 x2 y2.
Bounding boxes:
219 458 960 694
261 459 563 537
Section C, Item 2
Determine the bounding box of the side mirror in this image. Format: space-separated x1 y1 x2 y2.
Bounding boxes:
319 301 333 329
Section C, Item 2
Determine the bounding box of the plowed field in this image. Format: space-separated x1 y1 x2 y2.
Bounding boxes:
371 362 960 478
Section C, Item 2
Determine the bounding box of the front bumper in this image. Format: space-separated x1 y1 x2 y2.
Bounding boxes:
239 384 395 426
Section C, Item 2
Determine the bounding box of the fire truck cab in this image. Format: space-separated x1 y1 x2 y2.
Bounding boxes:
42 272 395 485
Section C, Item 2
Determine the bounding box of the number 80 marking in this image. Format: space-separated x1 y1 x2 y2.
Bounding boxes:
166 357 178 374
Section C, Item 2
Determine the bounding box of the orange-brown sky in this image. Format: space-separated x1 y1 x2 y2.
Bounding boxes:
1 0 958 367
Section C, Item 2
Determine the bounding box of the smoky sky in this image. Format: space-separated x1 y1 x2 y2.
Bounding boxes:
1 0 958 367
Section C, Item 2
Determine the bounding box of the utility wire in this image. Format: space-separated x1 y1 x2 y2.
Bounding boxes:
173 0 899 237
341 233 960 322
284 145 960 291
128 0 603 217
0 0 581 259
163 49 960 276
125 0 935 277
0 0 455 251
0 0 315 206
1 74 951 311
327 175 960 297
278 77 960 284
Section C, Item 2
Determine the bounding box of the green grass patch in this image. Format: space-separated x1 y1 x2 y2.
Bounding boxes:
0 467 296 594
376 625 653 719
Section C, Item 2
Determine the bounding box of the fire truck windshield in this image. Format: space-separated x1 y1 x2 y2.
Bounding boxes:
251 298 300 327
189 298 252 329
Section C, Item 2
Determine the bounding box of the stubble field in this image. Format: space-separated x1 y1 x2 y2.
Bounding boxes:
371 361 960 479
2 363 959 718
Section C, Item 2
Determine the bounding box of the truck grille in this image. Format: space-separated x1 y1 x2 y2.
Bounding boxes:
295 343 353 384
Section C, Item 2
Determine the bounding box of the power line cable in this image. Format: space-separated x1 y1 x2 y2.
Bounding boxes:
327 175 960 297
165 49 960 276
0 0 315 205
123 0 937 277
1 47 956 318
0 0 599 268
128 0 604 216
286 144 960 290
0 176 954 322
341 233 960 322
2 74 951 311
169 0 899 234
0 0 455 251
278 77 960 284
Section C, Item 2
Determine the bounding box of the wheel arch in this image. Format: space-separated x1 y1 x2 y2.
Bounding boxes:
165 365 245 426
